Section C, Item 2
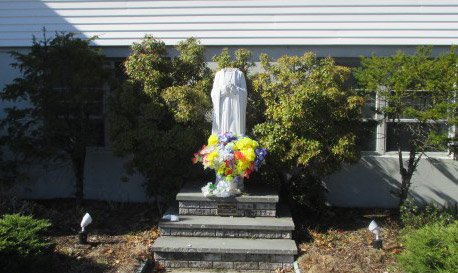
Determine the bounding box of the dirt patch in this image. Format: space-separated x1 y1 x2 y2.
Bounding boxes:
295 208 404 273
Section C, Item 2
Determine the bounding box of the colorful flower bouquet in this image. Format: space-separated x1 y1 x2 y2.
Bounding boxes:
193 132 267 197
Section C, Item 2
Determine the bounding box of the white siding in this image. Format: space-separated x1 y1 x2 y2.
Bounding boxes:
1 0 458 46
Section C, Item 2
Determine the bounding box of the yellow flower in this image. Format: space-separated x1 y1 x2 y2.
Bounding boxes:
235 137 259 150
206 150 219 167
235 138 247 150
242 148 256 161
208 134 219 146
236 160 250 173
217 165 225 175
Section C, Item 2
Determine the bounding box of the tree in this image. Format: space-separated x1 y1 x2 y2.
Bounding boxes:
212 49 364 210
109 36 212 212
1 32 112 205
214 50 363 210
355 46 458 207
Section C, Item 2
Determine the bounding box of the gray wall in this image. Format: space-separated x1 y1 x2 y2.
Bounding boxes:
13 148 150 202
1 46 457 207
326 156 458 208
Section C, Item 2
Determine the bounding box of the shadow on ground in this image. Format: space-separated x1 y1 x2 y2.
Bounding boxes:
1 252 110 273
1 198 159 236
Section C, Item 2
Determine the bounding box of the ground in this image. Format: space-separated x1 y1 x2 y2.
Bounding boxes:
1 198 160 273
1 198 404 273
295 208 403 273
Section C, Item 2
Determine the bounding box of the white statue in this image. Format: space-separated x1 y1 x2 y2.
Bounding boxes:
204 68 247 197
211 68 247 135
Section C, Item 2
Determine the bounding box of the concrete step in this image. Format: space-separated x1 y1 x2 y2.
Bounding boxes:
177 182 279 217
153 236 297 272
159 214 294 239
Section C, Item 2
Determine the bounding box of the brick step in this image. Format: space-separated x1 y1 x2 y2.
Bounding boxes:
159 214 294 239
153 237 297 272
177 182 279 217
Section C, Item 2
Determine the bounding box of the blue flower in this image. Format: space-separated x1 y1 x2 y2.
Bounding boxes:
219 132 238 143
254 148 268 170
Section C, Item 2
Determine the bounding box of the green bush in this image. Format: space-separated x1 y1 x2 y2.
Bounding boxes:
398 221 458 273
400 198 457 230
0 214 52 272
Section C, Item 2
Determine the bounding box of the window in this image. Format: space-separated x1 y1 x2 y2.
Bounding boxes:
385 90 449 152
386 122 449 152
335 58 380 152
356 92 377 151
359 90 454 155
54 86 106 147
87 86 106 147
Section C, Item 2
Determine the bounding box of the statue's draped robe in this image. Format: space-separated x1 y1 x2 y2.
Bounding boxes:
211 68 247 136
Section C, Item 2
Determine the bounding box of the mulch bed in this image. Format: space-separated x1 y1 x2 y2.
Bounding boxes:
2 197 405 273
294 208 404 273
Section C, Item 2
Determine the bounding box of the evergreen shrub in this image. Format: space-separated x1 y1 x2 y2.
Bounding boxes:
0 214 52 272
398 221 458 273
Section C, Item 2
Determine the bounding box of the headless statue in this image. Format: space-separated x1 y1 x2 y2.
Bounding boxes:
211 68 247 136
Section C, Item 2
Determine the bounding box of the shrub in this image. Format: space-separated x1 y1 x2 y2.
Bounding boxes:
398 221 458 273
400 197 457 230
109 36 212 213
251 52 364 212
0 214 52 272
1 32 112 205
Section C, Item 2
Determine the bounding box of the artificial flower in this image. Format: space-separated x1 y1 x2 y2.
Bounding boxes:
193 132 267 183
208 134 219 146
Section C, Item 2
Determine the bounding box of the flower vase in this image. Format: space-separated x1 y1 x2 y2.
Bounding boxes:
233 176 244 192
215 174 244 197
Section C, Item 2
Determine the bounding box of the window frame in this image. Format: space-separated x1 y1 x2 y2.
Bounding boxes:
360 90 456 159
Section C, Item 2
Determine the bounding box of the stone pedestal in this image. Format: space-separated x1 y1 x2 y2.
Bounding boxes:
152 182 297 272
177 182 278 217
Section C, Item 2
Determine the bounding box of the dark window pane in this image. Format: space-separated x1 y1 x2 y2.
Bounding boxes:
356 121 377 151
386 122 448 152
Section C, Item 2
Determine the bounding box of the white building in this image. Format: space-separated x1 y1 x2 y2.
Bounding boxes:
0 0 457 207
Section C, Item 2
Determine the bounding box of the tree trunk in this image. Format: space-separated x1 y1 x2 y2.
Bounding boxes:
72 147 87 207
147 175 163 215
398 147 422 208
399 176 411 207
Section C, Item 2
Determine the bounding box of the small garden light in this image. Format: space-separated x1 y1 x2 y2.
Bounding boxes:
368 220 383 249
79 213 92 244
